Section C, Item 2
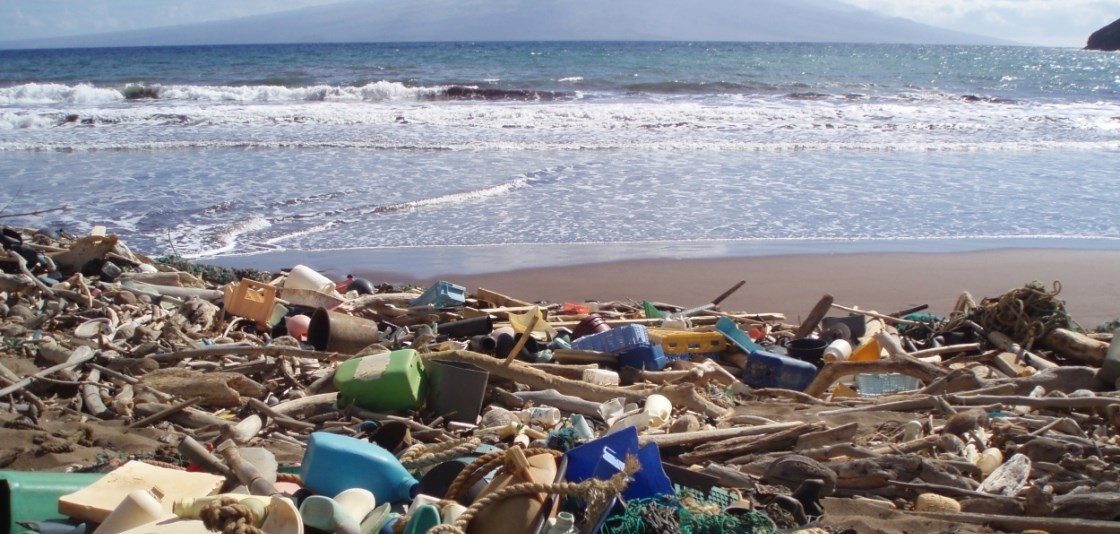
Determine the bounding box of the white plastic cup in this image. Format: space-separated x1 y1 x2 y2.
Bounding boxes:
823 339 853 363
94 488 166 534
582 368 620 386
285 264 336 293
644 394 673 428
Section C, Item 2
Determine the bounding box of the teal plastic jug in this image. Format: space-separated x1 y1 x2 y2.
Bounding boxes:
301 432 418 504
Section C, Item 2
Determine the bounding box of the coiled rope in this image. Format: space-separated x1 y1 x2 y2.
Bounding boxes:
400 436 483 471
199 496 262 534
427 454 639 534
947 280 1076 344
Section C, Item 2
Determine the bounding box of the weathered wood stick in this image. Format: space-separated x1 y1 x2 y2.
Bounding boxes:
890 480 1001 500
945 394 1120 411
128 396 203 428
830 303 921 326
7 249 54 297
80 368 114 419
475 287 534 308
724 424 827 464
421 350 730 418
512 389 603 417
804 356 947 399
819 397 937 416
1042 328 1108 366
528 363 596 381
0 361 47 413
911 511 1120 534
0 349 96 398
909 343 982 359
795 422 859 451
269 392 339 419
151 344 342 364
683 423 821 464
639 422 803 449
246 397 315 431
503 314 539 364
794 294 834 340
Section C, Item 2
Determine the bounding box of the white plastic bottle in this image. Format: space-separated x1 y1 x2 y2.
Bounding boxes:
546 511 577 534
516 406 562 428
823 339 852 362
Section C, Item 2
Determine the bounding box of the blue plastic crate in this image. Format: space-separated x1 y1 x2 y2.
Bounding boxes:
619 345 667 371
571 324 650 354
411 281 466 308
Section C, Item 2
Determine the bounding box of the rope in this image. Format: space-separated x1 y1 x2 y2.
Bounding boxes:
275 471 302 485
199 496 263 534
400 437 483 471
947 280 1076 344
445 448 562 501
451 454 639 533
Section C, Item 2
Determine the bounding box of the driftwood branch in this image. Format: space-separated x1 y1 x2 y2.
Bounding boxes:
421 350 731 419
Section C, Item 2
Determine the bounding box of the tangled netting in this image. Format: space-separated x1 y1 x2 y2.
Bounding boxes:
949 280 1076 344
600 496 775 534
199 496 262 534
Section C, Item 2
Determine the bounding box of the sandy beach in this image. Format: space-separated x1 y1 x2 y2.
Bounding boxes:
340 248 1120 330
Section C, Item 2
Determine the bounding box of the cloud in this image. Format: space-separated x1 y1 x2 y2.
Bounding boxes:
843 0 1118 46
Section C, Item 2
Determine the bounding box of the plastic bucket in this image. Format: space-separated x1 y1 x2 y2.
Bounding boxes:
308 308 382 354
427 359 489 424
786 337 827 367
285 265 335 293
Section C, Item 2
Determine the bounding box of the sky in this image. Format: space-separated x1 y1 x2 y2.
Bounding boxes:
1 0 1116 47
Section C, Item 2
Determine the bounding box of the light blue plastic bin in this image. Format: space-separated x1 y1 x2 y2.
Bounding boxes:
411 281 466 308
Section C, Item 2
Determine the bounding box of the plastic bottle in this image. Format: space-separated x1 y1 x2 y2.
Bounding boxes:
546 511 577 534
976 447 1004 477
643 394 672 427
822 339 852 363
300 432 418 504
515 406 561 428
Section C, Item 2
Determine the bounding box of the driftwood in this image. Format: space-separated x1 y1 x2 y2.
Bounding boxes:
639 422 803 449
511 389 603 417
804 354 950 398
0 349 96 399
129 397 205 429
150 343 342 364
139 367 267 408
795 422 859 451
1042 328 1109 366
80 368 113 419
912 511 1120 534
679 423 824 464
794 294 833 339
421 350 731 418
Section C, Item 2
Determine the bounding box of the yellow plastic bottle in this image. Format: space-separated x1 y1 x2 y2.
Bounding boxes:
849 337 882 362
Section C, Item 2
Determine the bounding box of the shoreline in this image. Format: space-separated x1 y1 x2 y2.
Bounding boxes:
208 246 1120 329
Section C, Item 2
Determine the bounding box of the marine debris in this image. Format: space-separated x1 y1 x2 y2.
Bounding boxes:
0 226 1118 534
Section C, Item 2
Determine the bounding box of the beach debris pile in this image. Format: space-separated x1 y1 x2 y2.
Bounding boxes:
0 226 1118 534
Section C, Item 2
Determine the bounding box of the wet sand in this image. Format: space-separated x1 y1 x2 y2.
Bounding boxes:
346 249 1120 329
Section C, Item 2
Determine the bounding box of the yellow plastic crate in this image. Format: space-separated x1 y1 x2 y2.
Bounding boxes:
647 328 727 356
222 278 277 327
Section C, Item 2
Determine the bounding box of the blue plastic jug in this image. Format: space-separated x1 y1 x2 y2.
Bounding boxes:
300 432 418 504
744 349 818 391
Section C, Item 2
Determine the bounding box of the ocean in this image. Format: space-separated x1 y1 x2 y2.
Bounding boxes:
1 41 1118 277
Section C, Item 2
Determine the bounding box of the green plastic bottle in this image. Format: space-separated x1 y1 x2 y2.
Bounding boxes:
334 349 427 412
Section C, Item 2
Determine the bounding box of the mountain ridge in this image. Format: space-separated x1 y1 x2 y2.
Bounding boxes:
0 0 1015 50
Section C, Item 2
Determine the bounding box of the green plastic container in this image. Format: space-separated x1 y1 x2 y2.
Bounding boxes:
335 349 427 412
1 470 104 534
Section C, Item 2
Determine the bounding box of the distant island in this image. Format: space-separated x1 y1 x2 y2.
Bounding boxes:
0 0 1010 50
1086 17 1120 50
